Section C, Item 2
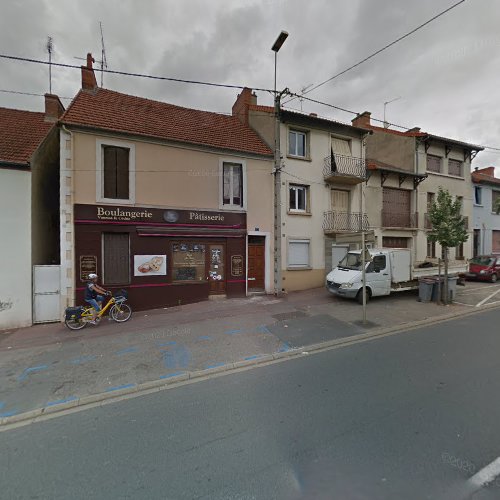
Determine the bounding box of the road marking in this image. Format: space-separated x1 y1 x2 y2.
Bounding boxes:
461 284 500 292
115 346 139 355
205 362 225 369
17 365 49 382
105 383 136 392
244 355 260 361
469 456 500 488
46 396 78 407
452 301 475 307
476 287 500 307
159 372 185 379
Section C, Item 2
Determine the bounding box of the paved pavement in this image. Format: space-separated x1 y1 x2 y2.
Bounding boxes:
1 281 499 422
2 308 500 499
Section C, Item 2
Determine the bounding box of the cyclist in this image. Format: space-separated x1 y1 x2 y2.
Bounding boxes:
85 273 110 324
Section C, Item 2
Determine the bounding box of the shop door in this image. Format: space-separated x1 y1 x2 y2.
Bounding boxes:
248 236 265 290
208 244 226 295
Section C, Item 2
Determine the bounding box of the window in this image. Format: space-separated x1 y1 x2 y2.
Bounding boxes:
288 239 310 268
456 242 464 260
427 238 436 258
426 155 442 173
368 255 386 273
427 192 435 210
222 162 243 207
448 159 463 177
103 233 130 285
493 231 500 254
474 186 482 205
289 184 308 212
331 137 352 156
288 130 307 158
492 190 500 213
103 146 130 199
172 242 206 282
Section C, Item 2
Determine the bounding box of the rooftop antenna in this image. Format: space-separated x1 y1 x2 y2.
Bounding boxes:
299 83 313 111
383 96 401 128
99 22 108 87
46 36 53 93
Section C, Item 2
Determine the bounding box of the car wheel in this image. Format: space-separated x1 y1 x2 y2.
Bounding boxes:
491 273 498 283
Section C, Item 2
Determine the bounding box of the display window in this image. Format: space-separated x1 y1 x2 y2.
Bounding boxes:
172 242 207 282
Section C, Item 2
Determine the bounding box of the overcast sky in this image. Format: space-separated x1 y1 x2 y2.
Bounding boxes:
1 0 499 169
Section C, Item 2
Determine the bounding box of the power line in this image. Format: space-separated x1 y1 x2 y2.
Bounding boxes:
285 0 467 104
0 89 73 100
0 53 273 93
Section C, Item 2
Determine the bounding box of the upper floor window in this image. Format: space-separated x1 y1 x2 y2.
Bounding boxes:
288 130 307 158
222 162 243 208
97 139 135 204
448 159 463 177
427 155 442 173
103 146 130 200
492 190 500 213
427 192 435 211
289 184 309 212
474 186 482 205
331 137 352 157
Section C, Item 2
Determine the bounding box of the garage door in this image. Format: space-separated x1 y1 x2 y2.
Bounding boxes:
382 237 409 249
493 230 500 254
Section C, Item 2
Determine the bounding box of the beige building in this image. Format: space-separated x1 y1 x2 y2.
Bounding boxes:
58 56 274 313
233 89 371 292
352 112 483 264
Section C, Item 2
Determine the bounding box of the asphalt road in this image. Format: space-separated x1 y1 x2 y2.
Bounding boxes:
2 309 500 499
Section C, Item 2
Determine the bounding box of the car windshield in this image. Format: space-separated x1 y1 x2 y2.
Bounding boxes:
338 253 363 271
470 256 494 266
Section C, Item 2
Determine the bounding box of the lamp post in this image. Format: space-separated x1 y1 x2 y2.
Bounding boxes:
271 30 288 297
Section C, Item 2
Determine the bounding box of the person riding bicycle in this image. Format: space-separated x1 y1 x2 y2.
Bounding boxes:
85 273 110 324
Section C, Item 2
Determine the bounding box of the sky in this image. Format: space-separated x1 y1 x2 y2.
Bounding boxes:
1 0 499 170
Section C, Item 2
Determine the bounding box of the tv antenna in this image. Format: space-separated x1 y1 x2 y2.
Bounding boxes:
383 96 401 128
299 83 313 111
73 22 108 87
46 36 53 93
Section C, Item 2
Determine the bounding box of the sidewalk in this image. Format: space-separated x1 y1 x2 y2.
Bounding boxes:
1 285 498 423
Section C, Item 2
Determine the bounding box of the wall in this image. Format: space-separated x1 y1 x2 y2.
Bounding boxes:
0 168 32 329
473 183 500 254
366 131 415 172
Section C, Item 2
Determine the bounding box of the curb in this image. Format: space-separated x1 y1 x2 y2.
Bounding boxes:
2 301 499 429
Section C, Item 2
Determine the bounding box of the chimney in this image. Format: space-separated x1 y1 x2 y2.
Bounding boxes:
44 93 65 122
407 127 421 134
232 87 256 125
476 166 496 178
352 111 371 129
81 53 97 91
309 113 318 117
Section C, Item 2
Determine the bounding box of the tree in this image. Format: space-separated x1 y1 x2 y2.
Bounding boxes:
428 187 469 304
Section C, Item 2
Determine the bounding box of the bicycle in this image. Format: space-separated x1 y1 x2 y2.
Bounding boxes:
64 289 132 330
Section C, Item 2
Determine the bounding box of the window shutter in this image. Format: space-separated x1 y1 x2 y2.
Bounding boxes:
331 138 351 156
103 233 130 285
289 241 309 267
103 147 117 198
116 148 129 199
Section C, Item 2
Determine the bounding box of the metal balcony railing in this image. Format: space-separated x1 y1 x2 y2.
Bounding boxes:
382 211 418 228
323 211 370 232
323 153 367 184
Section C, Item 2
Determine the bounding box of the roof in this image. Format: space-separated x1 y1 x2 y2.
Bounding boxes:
60 88 273 157
472 171 500 187
0 107 53 167
367 158 427 178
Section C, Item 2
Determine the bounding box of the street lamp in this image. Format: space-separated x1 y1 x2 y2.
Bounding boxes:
271 30 288 297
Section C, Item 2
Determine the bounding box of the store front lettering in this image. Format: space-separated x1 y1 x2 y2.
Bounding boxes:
97 206 153 221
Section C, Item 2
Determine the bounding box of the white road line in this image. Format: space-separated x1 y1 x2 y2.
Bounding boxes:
468 456 500 488
452 301 475 307
461 284 500 293
476 287 500 307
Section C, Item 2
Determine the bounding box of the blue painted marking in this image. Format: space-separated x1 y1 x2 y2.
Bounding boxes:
205 362 225 369
244 355 260 361
17 364 49 382
162 344 192 369
0 402 5 410
115 346 139 356
156 341 177 347
46 396 78 407
105 383 136 392
70 355 96 365
198 336 211 341
159 372 185 379
224 329 242 335
278 342 291 353
0 410 18 418
257 325 271 334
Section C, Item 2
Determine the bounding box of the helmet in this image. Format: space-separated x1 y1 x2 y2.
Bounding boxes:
88 273 98 279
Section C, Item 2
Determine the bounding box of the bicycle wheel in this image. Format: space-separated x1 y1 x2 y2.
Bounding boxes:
64 317 87 330
110 303 132 322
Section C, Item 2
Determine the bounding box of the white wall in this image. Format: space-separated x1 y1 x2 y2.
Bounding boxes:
0 168 32 329
473 183 500 254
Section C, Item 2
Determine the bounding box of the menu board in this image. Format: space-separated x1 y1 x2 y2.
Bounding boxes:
80 255 97 281
231 255 243 277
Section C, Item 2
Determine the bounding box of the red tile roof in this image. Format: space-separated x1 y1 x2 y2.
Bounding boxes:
61 89 273 157
0 107 53 167
472 170 500 186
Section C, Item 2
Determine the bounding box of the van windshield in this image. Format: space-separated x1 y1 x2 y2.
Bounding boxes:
338 253 363 271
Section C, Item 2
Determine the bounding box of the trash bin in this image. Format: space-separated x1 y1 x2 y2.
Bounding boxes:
431 276 458 302
431 277 443 302
447 276 458 301
418 278 434 302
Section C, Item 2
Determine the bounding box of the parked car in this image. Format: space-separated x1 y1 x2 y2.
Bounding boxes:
465 255 500 282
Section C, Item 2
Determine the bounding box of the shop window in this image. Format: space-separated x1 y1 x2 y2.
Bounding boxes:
448 159 463 177
288 239 310 268
172 243 206 282
426 155 442 173
289 184 309 212
103 233 130 285
288 129 307 158
222 162 244 208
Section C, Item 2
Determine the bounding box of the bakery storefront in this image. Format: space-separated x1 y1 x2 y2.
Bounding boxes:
74 204 247 310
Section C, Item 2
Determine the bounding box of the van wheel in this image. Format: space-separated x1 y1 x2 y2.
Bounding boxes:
356 288 371 305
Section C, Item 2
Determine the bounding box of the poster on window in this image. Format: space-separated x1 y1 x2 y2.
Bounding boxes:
134 255 167 276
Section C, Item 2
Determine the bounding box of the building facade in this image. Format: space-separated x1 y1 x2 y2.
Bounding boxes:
234 89 371 292
471 166 500 256
58 57 274 313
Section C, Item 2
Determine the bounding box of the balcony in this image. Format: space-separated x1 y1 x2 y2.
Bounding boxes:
424 214 469 230
323 211 369 233
382 211 418 229
323 153 367 184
